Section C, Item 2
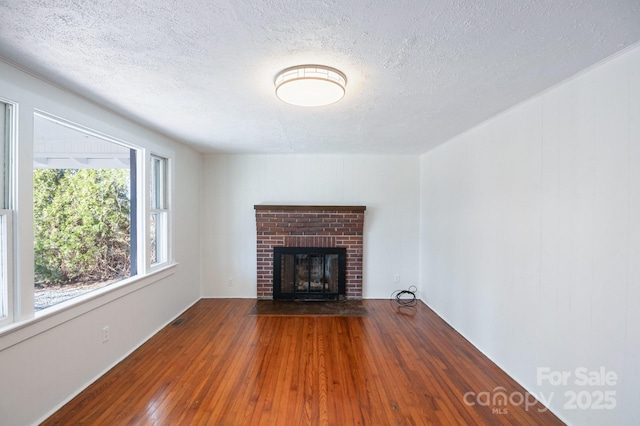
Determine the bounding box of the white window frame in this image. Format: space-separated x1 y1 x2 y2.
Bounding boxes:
32 112 141 312
0 78 177 341
0 98 16 328
147 153 172 270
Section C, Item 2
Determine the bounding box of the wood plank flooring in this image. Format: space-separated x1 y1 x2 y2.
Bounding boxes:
43 299 564 425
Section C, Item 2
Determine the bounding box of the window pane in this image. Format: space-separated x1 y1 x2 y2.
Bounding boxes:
0 101 12 322
151 157 158 209
149 155 168 267
0 212 7 319
33 115 135 311
150 212 158 265
150 211 168 266
150 155 165 209
0 102 11 209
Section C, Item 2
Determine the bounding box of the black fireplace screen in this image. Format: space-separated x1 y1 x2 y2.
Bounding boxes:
273 247 346 300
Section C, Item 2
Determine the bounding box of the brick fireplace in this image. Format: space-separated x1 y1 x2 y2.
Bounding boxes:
254 205 366 299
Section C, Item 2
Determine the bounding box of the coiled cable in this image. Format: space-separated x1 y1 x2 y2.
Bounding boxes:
391 285 418 307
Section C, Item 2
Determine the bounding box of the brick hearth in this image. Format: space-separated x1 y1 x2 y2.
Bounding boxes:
254 205 366 299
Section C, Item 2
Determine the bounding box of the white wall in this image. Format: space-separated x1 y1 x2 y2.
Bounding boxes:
201 154 420 299
420 44 640 425
0 60 202 425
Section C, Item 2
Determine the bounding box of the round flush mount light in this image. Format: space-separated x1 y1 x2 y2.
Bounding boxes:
274 65 347 107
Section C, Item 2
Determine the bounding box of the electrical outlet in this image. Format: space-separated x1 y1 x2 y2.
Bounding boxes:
102 326 110 343
228 278 234 286
394 274 400 283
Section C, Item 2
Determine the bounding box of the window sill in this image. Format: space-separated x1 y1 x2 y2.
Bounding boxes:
0 263 178 351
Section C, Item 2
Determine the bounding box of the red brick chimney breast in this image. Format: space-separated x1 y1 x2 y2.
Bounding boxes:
254 205 365 299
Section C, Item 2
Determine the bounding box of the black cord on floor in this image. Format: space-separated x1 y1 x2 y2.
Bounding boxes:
391 285 418 307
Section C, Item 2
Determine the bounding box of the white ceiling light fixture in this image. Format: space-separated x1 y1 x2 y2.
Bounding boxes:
274 65 347 107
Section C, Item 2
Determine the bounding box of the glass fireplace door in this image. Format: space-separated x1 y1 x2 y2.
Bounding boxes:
274 247 346 300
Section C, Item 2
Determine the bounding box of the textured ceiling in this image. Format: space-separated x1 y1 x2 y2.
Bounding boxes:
1 0 639 154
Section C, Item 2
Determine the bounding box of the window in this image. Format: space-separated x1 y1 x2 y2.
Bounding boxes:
0 101 14 326
0 102 174 328
149 155 169 267
33 114 136 311
0 212 11 324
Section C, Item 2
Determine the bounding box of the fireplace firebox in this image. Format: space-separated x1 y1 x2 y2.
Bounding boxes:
273 247 346 300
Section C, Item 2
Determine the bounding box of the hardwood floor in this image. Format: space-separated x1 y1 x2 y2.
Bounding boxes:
43 299 564 425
